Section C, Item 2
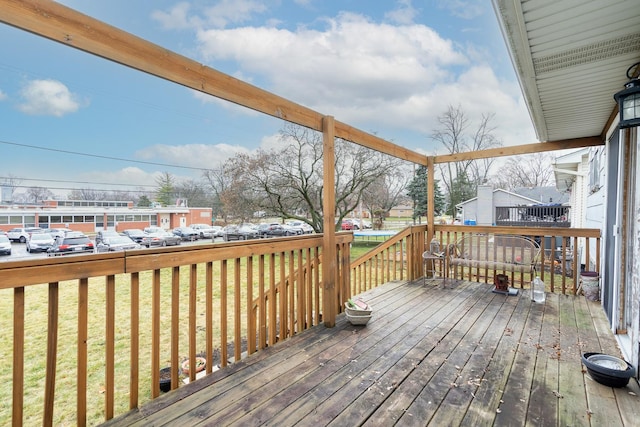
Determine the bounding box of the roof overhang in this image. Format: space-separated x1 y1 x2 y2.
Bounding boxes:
492 0 640 142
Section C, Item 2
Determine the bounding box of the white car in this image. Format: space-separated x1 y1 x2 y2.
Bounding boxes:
0 235 11 255
190 223 216 238
26 233 55 253
44 228 72 239
286 220 314 234
7 227 43 243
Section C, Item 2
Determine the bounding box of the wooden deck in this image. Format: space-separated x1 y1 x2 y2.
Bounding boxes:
103 279 640 426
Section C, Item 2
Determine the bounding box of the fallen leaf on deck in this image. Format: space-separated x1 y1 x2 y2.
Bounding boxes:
552 391 563 398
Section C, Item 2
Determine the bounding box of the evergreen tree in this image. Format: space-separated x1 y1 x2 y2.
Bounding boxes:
407 166 428 221
448 171 475 217
406 166 446 222
155 172 175 206
137 195 152 207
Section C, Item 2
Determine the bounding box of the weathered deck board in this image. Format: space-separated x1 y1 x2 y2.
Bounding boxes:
103 279 639 427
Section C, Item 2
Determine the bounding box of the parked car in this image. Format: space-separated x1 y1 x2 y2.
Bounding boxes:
0 235 11 255
26 233 55 253
341 220 354 230
263 224 297 238
286 221 314 234
144 226 164 234
172 226 200 241
210 225 224 239
47 232 94 256
141 231 182 247
44 228 72 239
190 223 216 238
222 224 259 241
351 219 372 229
7 227 44 243
121 229 147 243
95 230 120 244
96 235 141 252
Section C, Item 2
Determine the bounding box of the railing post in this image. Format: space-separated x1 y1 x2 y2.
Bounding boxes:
427 156 435 244
322 115 337 327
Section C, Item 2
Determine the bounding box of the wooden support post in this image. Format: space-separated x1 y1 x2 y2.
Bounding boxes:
427 156 435 243
322 116 337 327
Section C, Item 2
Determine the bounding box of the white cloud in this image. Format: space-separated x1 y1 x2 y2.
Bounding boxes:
134 143 252 169
153 0 267 30
437 0 486 20
151 2 203 30
17 79 85 117
195 13 465 106
385 0 419 25
80 167 157 187
0 88 7 101
161 4 533 150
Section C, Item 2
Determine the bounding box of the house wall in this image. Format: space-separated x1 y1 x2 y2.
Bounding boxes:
476 186 493 225
457 189 542 224
188 208 213 225
631 130 640 371
585 146 607 270
568 154 589 264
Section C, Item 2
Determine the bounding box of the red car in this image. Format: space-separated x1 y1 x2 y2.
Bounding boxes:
341 220 354 230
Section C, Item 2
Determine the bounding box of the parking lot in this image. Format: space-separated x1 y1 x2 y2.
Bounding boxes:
0 237 215 262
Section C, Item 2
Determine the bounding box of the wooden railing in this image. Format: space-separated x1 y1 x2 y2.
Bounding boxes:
434 225 601 293
0 233 352 426
0 225 601 425
349 225 426 294
349 224 601 296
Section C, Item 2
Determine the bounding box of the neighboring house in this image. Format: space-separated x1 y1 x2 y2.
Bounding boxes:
553 148 590 230
455 185 567 226
553 148 591 267
388 205 414 218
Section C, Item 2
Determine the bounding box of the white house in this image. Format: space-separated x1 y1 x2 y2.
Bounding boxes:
495 0 640 375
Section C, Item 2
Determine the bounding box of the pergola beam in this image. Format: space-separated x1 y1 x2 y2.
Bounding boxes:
433 136 604 164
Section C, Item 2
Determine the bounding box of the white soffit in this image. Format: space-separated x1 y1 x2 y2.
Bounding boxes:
493 0 640 142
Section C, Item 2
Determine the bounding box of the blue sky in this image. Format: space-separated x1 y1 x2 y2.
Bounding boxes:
0 0 536 198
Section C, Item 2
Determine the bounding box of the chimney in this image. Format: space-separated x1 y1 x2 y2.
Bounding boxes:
476 185 493 225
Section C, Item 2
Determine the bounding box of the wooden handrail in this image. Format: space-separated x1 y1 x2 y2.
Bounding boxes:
0 234 352 426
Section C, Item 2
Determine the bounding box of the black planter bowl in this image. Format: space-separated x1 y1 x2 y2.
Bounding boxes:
581 352 636 388
159 367 175 393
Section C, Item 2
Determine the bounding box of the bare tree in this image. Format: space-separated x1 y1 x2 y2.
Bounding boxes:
174 179 212 208
219 124 403 232
1 174 22 202
362 167 412 229
26 186 54 203
489 153 556 190
68 188 107 200
432 105 502 215
202 168 234 222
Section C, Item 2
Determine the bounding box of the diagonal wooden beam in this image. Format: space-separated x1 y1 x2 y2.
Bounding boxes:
433 136 604 164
